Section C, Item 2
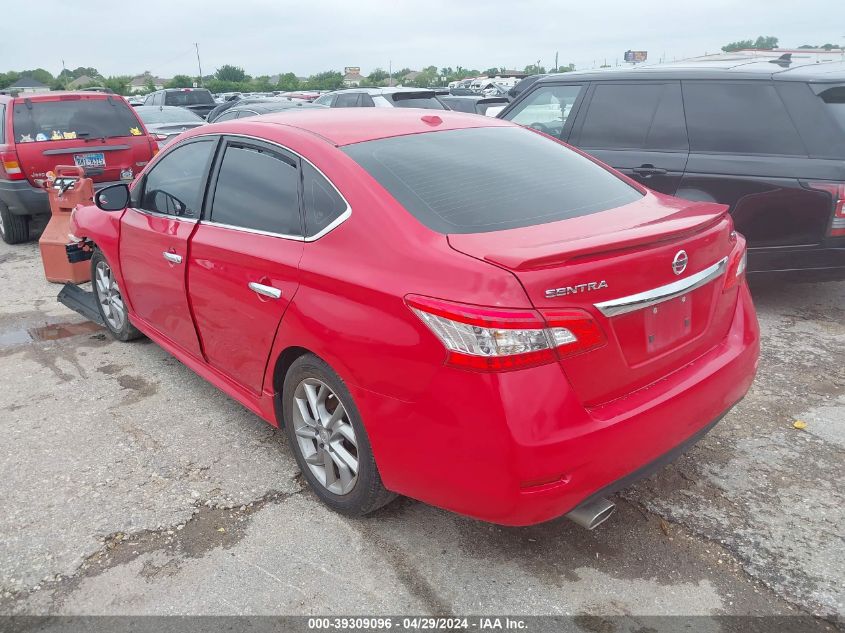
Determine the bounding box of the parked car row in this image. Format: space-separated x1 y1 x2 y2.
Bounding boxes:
496 58 845 276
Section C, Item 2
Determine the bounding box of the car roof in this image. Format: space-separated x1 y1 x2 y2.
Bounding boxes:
210 107 512 146
326 87 437 96
536 58 845 84
4 91 122 102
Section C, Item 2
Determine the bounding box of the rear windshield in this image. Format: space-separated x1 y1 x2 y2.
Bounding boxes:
342 126 642 234
164 90 214 106
390 93 446 110
137 107 204 124
819 86 845 134
12 98 142 142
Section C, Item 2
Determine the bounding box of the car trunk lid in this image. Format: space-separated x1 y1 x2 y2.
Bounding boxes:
448 193 740 406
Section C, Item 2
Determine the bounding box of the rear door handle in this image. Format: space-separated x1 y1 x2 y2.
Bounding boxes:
162 251 182 264
632 165 668 177
248 282 282 299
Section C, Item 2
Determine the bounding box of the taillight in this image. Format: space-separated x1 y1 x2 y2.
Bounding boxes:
806 181 845 237
406 295 605 372
724 232 748 291
0 150 25 181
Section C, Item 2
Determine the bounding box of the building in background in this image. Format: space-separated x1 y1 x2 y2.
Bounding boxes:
342 67 364 87
5 76 50 94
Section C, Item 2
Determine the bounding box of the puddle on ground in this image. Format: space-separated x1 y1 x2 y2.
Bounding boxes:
0 320 103 349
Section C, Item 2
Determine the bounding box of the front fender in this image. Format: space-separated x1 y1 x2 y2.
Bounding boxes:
70 204 129 305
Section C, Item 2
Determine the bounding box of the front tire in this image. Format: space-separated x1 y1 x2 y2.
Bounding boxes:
283 354 395 516
0 202 30 244
91 250 142 342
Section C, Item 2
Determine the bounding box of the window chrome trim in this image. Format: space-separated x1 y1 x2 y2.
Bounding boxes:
594 257 728 317
172 131 352 242
129 207 199 223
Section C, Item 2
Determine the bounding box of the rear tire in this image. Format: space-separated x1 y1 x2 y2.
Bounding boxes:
0 203 30 244
283 354 396 516
91 250 143 342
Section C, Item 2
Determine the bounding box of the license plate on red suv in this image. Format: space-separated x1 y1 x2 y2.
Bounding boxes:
73 153 105 169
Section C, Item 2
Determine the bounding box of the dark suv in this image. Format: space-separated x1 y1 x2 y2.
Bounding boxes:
143 88 216 119
498 59 845 277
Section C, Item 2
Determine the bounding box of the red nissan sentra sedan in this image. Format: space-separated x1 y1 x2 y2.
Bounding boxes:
64 108 759 528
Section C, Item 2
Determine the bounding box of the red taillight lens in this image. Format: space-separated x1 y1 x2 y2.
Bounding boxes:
724 232 748 291
0 151 25 181
806 181 845 237
406 295 605 372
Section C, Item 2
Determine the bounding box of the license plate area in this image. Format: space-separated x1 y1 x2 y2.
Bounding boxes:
644 295 693 354
73 152 105 168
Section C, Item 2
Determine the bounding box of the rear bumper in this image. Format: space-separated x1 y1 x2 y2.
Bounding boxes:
0 179 126 217
748 244 845 279
356 283 759 526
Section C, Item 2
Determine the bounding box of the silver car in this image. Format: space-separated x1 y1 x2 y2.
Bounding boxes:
134 105 206 147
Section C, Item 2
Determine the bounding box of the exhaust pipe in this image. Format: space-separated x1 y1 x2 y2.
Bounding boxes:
565 497 616 530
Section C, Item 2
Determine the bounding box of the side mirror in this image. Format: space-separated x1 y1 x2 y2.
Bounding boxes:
94 183 130 211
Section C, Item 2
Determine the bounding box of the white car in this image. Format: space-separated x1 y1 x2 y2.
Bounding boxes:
313 87 446 109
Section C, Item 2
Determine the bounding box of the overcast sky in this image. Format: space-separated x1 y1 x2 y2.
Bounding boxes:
4 0 843 78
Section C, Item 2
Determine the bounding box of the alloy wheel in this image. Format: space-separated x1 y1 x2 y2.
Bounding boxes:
292 378 359 495
94 260 126 331
0 211 5 238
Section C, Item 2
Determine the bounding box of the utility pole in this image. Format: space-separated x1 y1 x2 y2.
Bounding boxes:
389 60 392 86
194 43 203 87
554 51 558 72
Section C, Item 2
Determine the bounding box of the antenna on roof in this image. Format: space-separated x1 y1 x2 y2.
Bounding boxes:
769 53 792 67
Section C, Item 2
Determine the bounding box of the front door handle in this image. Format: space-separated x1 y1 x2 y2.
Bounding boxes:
162 251 182 264
249 282 282 299
632 165 668 177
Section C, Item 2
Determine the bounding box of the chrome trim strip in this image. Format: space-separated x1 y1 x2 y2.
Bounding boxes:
594 257 729 317
202 220 304 242
129 207 199 224
164 132 352 242
43 145 130 155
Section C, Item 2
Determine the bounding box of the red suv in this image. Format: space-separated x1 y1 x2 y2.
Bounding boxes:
0 92 157 244
65 109 759 528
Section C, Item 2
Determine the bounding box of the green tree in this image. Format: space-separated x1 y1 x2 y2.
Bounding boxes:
523 64 546 75
166 74 195 88
0 71 21 90
251 75 274 92
483 67 499 76
367 68 389 85
276 72 300 91
215 65 248 83
20 68 54 85
69 67 99 79
102 75 131 95
304 71 343 90
144 77 157 93
722 36 778 52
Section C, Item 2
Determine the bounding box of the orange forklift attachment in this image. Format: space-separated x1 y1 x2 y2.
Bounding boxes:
39 165 94 284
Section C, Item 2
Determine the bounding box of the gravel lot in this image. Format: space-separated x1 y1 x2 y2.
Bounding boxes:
0 239 842 627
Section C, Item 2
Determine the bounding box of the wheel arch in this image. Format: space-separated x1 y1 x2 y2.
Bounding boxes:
271 345 315 427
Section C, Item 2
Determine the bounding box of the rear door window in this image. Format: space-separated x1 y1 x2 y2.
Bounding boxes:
504 84 584 139
209 142 302 236
140 139 216 219
164 90 214 106
342 126 641 234
0 104 5 143
12 98 142 142
334 93 361 108
818 85 845 133
390 93 446 109
359 93 375 107
576 82 687 150
682 81 806 156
